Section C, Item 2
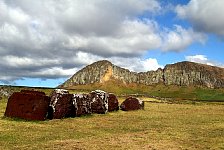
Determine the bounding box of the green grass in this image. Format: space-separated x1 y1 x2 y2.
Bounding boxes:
67 81 224 101
1 84 224 100
0 96 224 150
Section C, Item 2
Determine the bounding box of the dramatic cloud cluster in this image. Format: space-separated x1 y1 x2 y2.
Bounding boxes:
0 0 215 83
176 0 224 37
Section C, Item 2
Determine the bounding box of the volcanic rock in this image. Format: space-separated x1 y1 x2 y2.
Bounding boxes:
60 60 224 89
108 93 119 111
48 89 75 119
4 90 50 121
21 90 46 95
72 94 92 116
89 90 109 114
120 97 144 111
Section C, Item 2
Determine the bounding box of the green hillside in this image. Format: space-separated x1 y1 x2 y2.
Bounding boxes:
64 80 224 101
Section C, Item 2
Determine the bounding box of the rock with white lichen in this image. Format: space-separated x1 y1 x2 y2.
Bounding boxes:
72 94 92 116
48 89 75 119
89 90 109 114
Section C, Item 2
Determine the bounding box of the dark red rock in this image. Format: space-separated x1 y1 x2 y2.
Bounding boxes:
108 93 119 111
4 90 50 121
89 90 108 114
120 97 144 111
48 89 75 119
73 94 92 116
21 90 46 95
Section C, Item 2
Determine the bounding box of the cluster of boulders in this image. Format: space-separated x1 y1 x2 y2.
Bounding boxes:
4 89 144 121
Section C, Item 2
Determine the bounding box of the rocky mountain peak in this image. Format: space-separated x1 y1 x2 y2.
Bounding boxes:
60 60 224 89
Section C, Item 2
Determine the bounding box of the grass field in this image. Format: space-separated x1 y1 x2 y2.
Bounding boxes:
1 83 224 101
0 95 224 150
67 81 224 101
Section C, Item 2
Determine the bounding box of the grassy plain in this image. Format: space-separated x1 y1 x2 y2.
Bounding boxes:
68 81 224 101
0 94 224 150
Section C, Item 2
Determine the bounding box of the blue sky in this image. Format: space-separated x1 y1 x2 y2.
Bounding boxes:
0 0 224 87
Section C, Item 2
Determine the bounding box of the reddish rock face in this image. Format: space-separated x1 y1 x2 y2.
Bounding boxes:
108 93 119 111
4 90 50 121
120 97 144 111
48 89 75 119
21 90 46 95
73 94 92 116
90 90 108 114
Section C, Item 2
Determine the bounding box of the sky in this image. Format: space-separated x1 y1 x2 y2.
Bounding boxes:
0 0 224 87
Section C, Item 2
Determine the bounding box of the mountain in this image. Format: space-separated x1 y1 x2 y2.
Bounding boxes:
59 60 224 89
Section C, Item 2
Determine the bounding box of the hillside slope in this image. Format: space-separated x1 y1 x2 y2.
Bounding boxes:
60 60 224 89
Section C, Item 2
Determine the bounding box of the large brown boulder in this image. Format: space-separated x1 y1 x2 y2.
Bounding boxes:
89 90 109 114
4 90 50 121
120 97 144 111
108 93 119 111
48 89 75 119
73 94 92 116
20 90 46 95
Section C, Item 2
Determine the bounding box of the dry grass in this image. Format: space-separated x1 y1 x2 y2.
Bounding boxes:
0 96 224 150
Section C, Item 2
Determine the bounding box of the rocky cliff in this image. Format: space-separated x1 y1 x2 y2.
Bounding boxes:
60 60 224 89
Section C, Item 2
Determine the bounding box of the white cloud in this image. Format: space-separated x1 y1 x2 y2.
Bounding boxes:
44 52 163 76
176 0 224 36
161 25 206 51
185 55 224 68
0 51 163 82
110 57 163 72
0 0 211 83
65 20 161 56
0 23 24 41
141 58 163 71
1 55 60 68
185 55 214 66
0 0 163 56
0 1 30 25
71 52 163 73
31 67 78 77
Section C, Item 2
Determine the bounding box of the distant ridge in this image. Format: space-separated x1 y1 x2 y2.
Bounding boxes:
59 60 224 89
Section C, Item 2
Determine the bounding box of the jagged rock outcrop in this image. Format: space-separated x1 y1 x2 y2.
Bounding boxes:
60 60 224 89
163 61 224 88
